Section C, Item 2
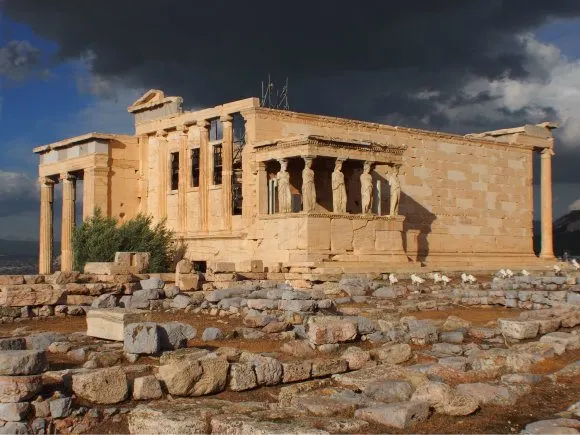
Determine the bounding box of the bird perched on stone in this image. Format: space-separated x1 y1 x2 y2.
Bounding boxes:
497 269 508 279
441 274 451 285
410 274 425 285
461 273 469 284
521 269 530 276
432 272 442 284
467 274 477 284
572 259 580 271
505 268 514 278
388 273 398 284
553 264 562 275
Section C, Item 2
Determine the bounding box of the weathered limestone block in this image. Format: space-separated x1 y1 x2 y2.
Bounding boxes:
333 364 427 390
0 276 24 285
133 375 163 400
0 376 42 402
355 402 430 429
176 273 201 291
84 263 135 275
370 343 412 364
157 360 203 396
0 402 30 422
228 363 257 391
190 358 229 396
341 346 373 370
0 284 66 307
237 260 264 273
86 308 151 341
0 351 47 376
540 332 580 354
365 380 413 403
66 295 94 305
208 262 236 273
498 319 539 340
159 322 197 350
124 322 161 355
456 382 517 405
282 361 312 383
128 402 217 434
411 381 478 416
311 358 348 377
72 367 128 404
239 354 282 386
306 321 357 345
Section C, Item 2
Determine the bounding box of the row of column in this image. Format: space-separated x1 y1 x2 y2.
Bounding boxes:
39 168 109 274
155 114 234 235
271 156 401 216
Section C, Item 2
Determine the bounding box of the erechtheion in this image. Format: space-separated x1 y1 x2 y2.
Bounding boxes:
34 89 557 273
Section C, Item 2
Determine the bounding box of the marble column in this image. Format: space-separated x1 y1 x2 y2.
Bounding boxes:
257 162 268 215
177 126 188 234
156 131 168 221
540 148 555 259
38 177 55 274
198 120 210 232
60 173 76 272
221 115 233 230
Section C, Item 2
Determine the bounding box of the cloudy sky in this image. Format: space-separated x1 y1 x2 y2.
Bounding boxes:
1 1 580 240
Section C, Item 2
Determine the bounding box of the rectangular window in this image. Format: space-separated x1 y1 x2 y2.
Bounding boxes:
209 118 223 142
213 145 222 185
190 148 200 187
170 152 179 190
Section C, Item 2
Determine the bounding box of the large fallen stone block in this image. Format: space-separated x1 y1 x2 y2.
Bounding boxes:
0 351 47 376
0 284 65 307
84 262 135 275
498 319 539 340
354 401 430 429
333 364 427 390
456 382 517 406
0 338 25 351
411 381 478 416
228 363 257 391
157 360 203 396
306 321 357 345
86 308 151 341
72 367 128 404
128 402 218 434
190 358 229 396
124 323 161 354
159 322 197 350
176 273 201 291
239 354 282 386
370 343 412 364
0 375 42 403
0 402 30 422
133 376 163 400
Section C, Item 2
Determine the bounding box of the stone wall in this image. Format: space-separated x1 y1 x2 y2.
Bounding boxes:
250 108 536 263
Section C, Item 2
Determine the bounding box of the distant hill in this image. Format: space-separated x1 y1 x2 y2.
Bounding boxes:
553 211 580 256
0 239 39 257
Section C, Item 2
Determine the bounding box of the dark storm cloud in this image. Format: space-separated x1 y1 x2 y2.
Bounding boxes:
4 0 580 184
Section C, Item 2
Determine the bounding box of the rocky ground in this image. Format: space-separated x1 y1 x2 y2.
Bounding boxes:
0 266 579 434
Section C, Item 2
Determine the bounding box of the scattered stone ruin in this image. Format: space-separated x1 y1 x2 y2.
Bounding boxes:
0 259 578 433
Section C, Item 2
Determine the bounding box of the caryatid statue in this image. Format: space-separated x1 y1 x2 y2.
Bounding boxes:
332 159 347 213
360 161 373 214
302 157 317 213
388 165 401 216
276 159 292 213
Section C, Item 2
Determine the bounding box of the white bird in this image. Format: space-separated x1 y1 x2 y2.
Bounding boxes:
441 274 451 285
505 268 514 278
554 264 562 275
521 269 530 276
572 259 580 271
410 274 425 285
497 269 508 279
467 274 477 284
461 273 469 284
432 272 442 284
388 273 398 284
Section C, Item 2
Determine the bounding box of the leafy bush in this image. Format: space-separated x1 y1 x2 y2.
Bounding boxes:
73 208 177 273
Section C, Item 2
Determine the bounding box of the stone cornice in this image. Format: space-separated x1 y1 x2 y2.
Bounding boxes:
247 107 544 152
254 135 406 155
33 133 136 154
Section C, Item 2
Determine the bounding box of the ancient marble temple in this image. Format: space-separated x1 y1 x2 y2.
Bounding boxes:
34 90 557 273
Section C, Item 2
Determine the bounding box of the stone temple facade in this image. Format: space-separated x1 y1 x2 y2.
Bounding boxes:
34 89 557 273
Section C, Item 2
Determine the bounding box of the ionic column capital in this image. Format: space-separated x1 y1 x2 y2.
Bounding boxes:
197 120 210 129
220 114 233 123
155 130 168 138
540 148 555 157
59 173 76 182
38 176 55 186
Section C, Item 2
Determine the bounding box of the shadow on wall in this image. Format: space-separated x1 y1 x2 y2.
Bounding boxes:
399 192 436 264
375 171 437 264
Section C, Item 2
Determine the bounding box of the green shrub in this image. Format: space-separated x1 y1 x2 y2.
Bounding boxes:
73 208 177 273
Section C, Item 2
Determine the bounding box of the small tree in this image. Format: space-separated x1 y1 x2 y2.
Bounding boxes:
73 208 177 273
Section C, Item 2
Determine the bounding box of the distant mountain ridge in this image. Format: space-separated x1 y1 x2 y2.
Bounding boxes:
0 239 39 257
